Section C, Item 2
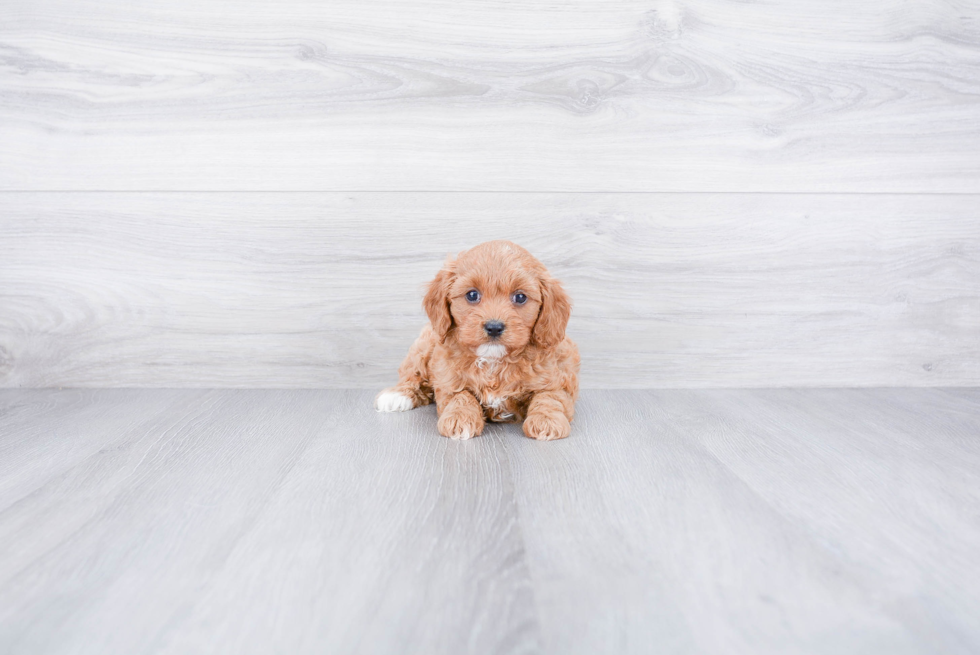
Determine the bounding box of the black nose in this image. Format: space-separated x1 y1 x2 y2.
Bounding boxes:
484 320 505 338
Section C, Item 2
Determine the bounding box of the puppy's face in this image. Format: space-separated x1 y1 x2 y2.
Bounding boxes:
449 260 541 355
424 241 571 356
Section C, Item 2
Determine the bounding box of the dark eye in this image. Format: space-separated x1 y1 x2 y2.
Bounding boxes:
512 292 528 305
465 289 481 303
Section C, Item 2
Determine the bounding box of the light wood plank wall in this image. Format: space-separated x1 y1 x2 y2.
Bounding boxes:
2 194 977 388
1 0 978 388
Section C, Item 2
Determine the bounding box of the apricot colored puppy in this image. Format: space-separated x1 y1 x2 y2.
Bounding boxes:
376 240 580 440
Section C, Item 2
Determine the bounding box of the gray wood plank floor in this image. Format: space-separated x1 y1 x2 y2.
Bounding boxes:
1 389 977 655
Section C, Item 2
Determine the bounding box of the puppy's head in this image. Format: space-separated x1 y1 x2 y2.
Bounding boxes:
424 240 571 355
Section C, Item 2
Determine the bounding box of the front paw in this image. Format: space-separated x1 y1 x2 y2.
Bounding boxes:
437 409 484 440
375 390 415 412
523 411 571 441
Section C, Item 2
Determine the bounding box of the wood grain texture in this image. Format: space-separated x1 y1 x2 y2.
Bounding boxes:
1 388 979 654
0 389 538 655
1 192 977 389
504 388 980 654
1 0 979 191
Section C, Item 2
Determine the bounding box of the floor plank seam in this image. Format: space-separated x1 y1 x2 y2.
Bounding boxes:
495 427 548 655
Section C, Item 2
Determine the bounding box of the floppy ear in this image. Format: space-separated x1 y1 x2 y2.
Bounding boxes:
423 260 456 340
532 275 572 349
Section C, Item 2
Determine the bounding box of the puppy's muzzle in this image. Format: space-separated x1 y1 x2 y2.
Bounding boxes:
483 320 505 339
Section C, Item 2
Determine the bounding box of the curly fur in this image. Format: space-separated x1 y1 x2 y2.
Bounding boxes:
375 240 580 440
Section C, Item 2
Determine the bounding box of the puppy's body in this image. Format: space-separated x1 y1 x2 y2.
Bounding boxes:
385 323 579 427
376 241 579 440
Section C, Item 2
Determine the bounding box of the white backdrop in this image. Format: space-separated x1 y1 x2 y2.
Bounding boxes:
1 0 978 388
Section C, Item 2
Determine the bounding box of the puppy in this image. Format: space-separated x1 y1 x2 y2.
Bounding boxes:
375 240 580 440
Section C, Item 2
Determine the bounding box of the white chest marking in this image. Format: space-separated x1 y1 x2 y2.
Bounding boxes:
483 395 506 410
476 343 507 359
482 394 514 419
475 343 507 371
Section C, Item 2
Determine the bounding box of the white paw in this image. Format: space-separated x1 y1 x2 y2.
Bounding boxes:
449 428 474 440
375 391 415 412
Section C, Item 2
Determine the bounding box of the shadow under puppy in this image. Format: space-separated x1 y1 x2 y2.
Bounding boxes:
376 240 580 440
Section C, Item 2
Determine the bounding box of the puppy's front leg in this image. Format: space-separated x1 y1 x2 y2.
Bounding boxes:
375 326 436 412
436 390 485 440
523 390 574 441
